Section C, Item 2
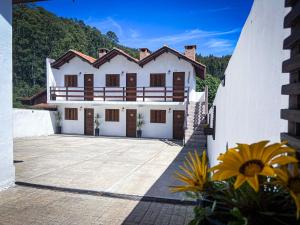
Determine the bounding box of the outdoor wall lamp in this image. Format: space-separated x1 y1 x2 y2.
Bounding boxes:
167 69 171 75
79 106 82 111
121 107 125 111
168 108 171 113
121 71 125 76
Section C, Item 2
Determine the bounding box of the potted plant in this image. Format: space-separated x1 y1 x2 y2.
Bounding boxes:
55 111 62 134
94 113 101 136
136 113 144 138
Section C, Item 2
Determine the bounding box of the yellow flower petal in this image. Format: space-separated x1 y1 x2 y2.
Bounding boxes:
246 175 259 192
260 166 275 177
270 156 298 166
234 174 247 189
274 168 289 183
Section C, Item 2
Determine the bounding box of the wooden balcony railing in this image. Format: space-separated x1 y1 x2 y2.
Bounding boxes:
49 86 189 102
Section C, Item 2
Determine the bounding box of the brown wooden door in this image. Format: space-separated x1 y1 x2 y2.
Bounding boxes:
126 73 137 101
173 110 185 140
84 108 94 135
173 72 185 102
84 74 94 101
126 109 136 137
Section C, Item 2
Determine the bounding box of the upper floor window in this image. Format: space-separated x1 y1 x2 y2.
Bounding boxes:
65 108 78 120
150 110 166 123
150 73 165 87
105 109 119 122
106 74 120 87
64 75 78 87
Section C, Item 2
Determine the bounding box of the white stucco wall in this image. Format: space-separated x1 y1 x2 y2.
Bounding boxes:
57 104 185 139
207 0 290 166
0 0 15 189
47 51 201 102
13 109 56 138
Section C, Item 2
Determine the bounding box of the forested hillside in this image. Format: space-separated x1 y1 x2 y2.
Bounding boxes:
13 4 230 106
197 55 231 79
13 4 138 101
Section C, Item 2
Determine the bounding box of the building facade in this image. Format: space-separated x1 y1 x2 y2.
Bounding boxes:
47 45 206 140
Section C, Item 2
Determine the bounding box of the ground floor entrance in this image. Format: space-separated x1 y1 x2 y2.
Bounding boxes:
58 104 186 140
84 108 94 135
173 110 185 140
126 109 137 137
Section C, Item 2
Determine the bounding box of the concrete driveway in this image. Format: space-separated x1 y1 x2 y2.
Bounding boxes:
14 135 188 200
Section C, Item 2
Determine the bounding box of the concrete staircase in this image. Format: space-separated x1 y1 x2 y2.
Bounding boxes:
184 101 207 150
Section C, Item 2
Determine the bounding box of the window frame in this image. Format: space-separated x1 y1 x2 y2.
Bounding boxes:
150 110 166 123
105 109 119 122
65 108 78 120
64 75 78 87
106 74 120 87
150 73 166 87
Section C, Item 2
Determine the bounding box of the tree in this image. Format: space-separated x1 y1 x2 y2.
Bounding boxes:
106 31 119 43
196 74 221 107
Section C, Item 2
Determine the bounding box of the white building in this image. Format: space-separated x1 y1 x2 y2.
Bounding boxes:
47 45 207 140
207 0 290 166
0 0 15 190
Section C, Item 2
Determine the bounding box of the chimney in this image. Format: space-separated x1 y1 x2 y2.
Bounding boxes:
184 45 196 60
139 48 151 60
98 48 109 58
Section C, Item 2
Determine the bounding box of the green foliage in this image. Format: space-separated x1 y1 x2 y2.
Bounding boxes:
197 55 230 79
196 74 221 106
106 31 119 43
137 113 144 130
12 4 138 107
94 113 101 129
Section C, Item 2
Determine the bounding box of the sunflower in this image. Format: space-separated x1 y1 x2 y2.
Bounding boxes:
170 150 208 193
210 141 297 192
275 164 300 219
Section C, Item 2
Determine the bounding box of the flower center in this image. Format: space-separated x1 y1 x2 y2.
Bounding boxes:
239 160 264 177
288 177 300 194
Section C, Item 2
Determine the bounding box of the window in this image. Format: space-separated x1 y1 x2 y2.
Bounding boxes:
106 74 120 87
105 109 119 122
64 75 78 87
150 110 166 123
150 73 165 87
65 108 78 120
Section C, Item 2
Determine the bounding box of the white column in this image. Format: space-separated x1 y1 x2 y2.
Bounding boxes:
0 0 15 190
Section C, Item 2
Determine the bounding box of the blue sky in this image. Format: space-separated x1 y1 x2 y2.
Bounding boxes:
36 0 254 56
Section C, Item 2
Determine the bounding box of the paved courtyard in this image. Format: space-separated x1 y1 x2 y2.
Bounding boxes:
14 135 190 200
6 135 198 224
0 186 193 225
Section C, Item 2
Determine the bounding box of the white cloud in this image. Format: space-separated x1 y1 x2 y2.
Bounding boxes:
121 28 239 55
85 16 239 56
87 17 123 36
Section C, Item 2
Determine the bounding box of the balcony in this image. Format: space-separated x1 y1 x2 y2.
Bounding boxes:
49 86 189 102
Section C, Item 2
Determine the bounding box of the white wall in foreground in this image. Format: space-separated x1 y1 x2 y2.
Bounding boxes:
13 109 56 138
0 0 15 190
207 0 290 166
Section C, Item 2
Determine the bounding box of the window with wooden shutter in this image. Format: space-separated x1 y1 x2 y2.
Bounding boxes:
150 73 166 87
150 110 166 123
64 75 78 87
105 109 119 122
106 74 120 87
65 108 78 120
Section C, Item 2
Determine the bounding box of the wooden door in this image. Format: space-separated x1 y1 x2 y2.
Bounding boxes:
84 108 94 135
173 72 185 102
173 110 185 140
84 74 94 101
126 109 136 137
126 73 137 101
